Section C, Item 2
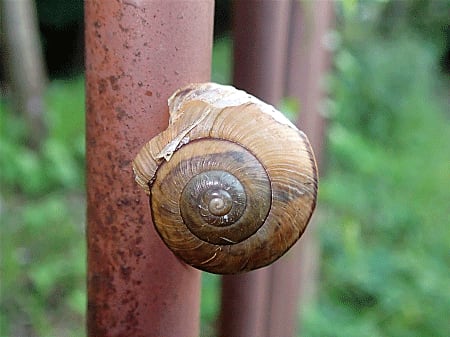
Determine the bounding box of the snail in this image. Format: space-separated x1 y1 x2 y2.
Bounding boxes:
133 83 318 274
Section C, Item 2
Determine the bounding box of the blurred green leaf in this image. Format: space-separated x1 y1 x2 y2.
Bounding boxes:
212 36 232 84
201 274 220 337
302 2 450 337
278 97 300 122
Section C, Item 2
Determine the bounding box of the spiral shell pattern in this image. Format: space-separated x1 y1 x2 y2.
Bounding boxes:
133 83 318 274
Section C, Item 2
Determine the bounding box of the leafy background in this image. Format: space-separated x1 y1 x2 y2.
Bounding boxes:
1 1 449 336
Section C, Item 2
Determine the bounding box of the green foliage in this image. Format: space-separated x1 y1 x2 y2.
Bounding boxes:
0 79 85 196
278 96 301 122
0 78 86 337
36 0 83 27
2 2 449 335
212 35 233 85
201 274 221 337
302 3 450 337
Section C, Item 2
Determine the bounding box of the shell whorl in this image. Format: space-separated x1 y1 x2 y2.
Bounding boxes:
133 82 318 274
153 139 272 246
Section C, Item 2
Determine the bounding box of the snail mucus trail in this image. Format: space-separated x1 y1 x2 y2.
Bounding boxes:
133 82 318 274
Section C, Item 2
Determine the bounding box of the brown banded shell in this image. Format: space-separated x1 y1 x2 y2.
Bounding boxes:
133 82 318 274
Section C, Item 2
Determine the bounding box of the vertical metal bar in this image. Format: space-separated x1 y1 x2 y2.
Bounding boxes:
231 0 290 105
220 276 270 337
279 1 334 335
85 1 214 336
286 0 334 165
219 2 290 337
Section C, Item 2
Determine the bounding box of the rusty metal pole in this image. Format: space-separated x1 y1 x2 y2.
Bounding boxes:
231 0 290 104
219 2 290 337
85 1 214 336
270 1 334 336
286 0 334 164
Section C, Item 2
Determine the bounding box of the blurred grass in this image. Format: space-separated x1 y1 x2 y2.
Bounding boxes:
0 78 86 336
1 7 449 337
0 38 229 337
300 9 450 337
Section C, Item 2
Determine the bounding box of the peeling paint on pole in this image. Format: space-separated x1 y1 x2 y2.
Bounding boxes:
85 1 213 336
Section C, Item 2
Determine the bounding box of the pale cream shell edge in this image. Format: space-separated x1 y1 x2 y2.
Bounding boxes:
168 82 297 129
133 82 301 194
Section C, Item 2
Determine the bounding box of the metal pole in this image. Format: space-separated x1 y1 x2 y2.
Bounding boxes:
85 1 214 336
219 2 290 336
231 0 290 105
286 0 334 164
276 1 334 335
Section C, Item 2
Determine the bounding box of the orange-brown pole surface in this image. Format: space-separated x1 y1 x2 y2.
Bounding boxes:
85 1 213 336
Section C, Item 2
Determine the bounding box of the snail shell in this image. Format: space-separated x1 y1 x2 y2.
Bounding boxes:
133 83 318 274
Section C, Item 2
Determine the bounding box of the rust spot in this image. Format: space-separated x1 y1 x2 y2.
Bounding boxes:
145 90 153 96
115 107 127 120
108 75 120 90
133 248 143 257
105 204 115 225
98 79 107 94
120 266 132 281
119 159 131 169
116 197 131 206
119 23 129 33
